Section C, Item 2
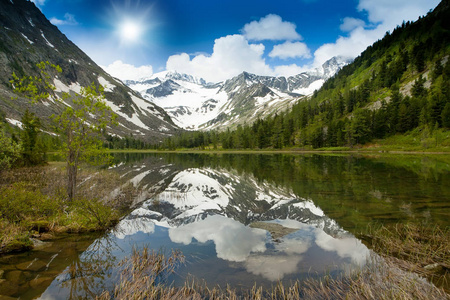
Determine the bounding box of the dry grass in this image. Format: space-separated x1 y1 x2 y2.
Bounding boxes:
97 248 449 300
361 223 450 292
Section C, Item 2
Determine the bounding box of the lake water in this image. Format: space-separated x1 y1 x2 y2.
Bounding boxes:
1 153 449 299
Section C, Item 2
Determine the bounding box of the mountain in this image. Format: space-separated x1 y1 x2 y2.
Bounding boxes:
0 0 179 141
126 57 349 131
111 158 347 237
161 0 450 150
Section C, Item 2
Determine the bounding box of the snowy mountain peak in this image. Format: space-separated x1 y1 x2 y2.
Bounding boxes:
153 70 209 86
125 56 349 131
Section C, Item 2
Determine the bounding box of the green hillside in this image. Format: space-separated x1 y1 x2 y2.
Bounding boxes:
162 0 450 151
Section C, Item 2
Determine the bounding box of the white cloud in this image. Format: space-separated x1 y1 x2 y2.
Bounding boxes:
358 0 439 28
169 215 267 262
166 34 273 82
241 14 302 41
273 64 310 77
269 41 311 60
340 17 365 32
245 254 303 281
101 60 153 81
313 0 439 67
50 13 78 26
313 26 381 66
314 229 370 265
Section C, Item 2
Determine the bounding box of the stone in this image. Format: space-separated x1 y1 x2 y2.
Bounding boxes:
5 270 26 285
0 278 18 296
29 276 53 289
0 295 19 300
423 263 444 273
16 259 47 272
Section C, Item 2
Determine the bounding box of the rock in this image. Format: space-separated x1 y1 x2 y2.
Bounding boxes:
16 259 47 272
0 295 19 300
0 270 4 279
423 263 444 273
5 270 26 285
0 277 19 296
29 276 53 289
249 222 297 240
30 238 51 250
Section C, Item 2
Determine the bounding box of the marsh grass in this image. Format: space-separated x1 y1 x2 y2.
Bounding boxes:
0 165 137 253
361 223 450 292
97 247 448 300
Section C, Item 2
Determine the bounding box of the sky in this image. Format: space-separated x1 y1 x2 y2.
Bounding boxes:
32 0 440 82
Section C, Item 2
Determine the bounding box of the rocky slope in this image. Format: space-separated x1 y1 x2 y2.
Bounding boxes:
0 0 179 141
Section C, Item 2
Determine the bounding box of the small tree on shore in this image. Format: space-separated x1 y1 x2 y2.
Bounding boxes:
0 126 21 171
20 109 46 166
11 61 117 201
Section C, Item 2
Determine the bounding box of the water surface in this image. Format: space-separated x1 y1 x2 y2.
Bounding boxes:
2 153 449 299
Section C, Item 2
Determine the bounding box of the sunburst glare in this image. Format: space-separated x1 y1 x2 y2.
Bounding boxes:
119 20 142 43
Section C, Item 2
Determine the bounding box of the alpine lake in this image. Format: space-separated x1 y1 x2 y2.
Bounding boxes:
1 152 449 299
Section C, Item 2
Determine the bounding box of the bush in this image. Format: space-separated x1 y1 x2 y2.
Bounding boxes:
0 129 21 170
0 182 61 224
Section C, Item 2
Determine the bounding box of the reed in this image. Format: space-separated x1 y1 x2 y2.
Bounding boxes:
97 247 448 300
361 223 449 291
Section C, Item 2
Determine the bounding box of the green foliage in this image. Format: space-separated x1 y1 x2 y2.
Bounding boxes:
20 109 46 166
10 61 61 103
70 197 119 229
11 62 118 201
0 182 61 224
0 126 21 170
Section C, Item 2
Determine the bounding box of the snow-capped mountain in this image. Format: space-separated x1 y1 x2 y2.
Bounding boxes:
107 158 371 284
111 159 345 236
126 57 350 131
0 0 178 141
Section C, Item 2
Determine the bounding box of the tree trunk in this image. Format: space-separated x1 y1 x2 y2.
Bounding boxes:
67 150 77 202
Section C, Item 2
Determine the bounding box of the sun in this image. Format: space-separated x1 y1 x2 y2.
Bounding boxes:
119 20 142 43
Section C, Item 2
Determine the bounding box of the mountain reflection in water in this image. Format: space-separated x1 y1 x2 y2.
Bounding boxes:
40 154 374 298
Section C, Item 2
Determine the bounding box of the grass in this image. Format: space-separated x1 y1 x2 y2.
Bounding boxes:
97 246 449 300
360 223 450 292
0 164 138 254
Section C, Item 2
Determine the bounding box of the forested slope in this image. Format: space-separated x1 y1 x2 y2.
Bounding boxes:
161 0 450 150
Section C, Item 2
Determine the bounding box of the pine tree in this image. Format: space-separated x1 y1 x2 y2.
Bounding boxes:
20 109 45 165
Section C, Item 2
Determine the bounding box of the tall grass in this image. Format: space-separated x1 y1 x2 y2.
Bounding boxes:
361 223 450 292
97 247 448 300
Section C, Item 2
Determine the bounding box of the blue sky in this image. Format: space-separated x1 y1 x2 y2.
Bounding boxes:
33 0 440 81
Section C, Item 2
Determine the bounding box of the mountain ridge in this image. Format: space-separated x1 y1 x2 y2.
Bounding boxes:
126 56 350 131
0 0 179 142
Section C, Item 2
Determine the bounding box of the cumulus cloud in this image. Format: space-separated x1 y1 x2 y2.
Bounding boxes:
166 34 273 82
101 60 153 81
269 41 311 60
241 14 302 41
169 215 267 262
50 13 78 26
314 230 370 265
340 17 365 32
313 0 439 67
245 254 303 281
358 0 439 28
313 26 381 66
